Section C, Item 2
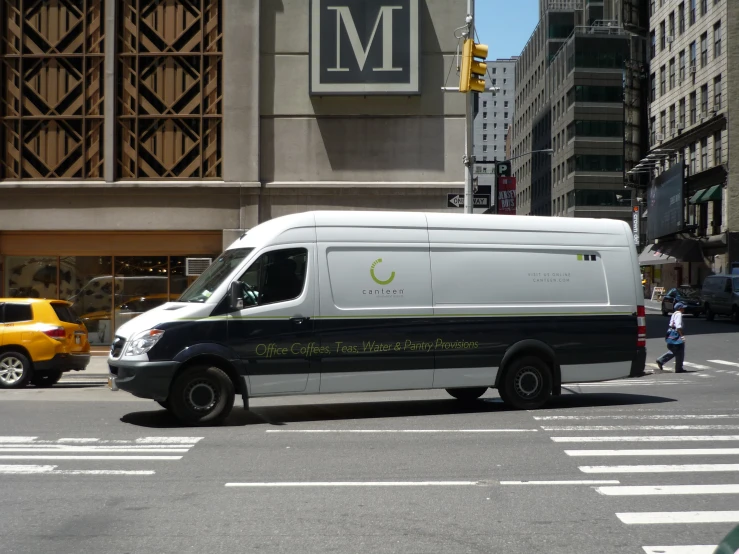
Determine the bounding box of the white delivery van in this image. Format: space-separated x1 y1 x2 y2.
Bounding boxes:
108 211 647 425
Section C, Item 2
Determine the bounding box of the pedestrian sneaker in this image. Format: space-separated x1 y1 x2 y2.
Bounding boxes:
654 361 664 373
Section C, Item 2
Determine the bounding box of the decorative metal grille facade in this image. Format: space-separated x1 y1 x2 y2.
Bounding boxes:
0 0 104 179
116 0 223 179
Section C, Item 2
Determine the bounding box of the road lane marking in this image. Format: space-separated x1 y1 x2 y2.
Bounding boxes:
535 414 739 421
642 544 716 554
0 465 155 475
0 437 37 443
57 438 99 443
596 484 739 496
0 446 190 454
566 448 739 456
136 437 203 444
543 425 739 431
265 429 538 433
0 455 182 460
708 360 739 367
552 435 739 443
499 480 620 485
225 481 479 487
580 464 739 473
617 511 739 524
683 362 714 370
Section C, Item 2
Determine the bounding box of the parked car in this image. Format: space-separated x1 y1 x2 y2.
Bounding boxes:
0 299 90 389
701 274 739 322
661 286 703 317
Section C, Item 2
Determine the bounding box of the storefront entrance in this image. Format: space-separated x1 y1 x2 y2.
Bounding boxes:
0 232 222 346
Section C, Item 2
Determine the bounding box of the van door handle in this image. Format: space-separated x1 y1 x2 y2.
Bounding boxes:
290 317 310 325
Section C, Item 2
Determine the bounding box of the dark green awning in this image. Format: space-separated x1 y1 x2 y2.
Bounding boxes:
689 189 706 204
701 184 722 202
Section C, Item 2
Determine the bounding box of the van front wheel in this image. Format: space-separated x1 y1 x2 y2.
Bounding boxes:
498 356 552 410
169 365 234 426
446 387 487 402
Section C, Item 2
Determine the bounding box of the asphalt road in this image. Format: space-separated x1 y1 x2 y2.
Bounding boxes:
2 311 739 554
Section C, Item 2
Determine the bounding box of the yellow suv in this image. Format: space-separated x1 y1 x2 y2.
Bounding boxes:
0 299 90 389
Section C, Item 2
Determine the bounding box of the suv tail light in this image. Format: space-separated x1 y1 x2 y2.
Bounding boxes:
637 305 646 348
43 326 66 341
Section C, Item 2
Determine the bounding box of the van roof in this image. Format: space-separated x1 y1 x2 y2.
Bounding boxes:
228 211 630 250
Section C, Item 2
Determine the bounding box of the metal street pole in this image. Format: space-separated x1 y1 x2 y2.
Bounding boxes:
463 0 474 214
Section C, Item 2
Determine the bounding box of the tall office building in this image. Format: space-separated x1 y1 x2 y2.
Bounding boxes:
512 0 649 220
473 58 517 174
639 0 739 287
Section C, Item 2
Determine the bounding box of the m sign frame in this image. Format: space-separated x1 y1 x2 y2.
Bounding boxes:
310 0 420 95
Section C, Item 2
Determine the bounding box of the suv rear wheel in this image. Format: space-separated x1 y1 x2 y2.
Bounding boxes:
0 352 32 389
732 307 739 324
31 370 63 387
498 356 552 410
705 304 715 321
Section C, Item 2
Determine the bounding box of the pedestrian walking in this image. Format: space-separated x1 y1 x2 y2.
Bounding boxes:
656 302 687 373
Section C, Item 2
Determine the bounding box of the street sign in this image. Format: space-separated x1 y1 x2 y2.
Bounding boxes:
447 194 491 209
632 205 640 245
496 160 511 177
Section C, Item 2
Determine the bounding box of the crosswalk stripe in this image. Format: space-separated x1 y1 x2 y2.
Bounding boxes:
543 425 739 431
683 362 714 370
566 448 739 456
596 484 739 496
708 360 739 367
0 455 182 460
552 435 739 443
642 544 716 554
0 465 154 476
0 448 190 453
617 511 739 524
580 464 739 473
535 414 739 421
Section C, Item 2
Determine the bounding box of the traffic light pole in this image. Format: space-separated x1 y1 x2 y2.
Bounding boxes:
463 0 475 214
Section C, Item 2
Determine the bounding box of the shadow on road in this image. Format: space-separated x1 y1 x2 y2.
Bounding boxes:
646 313 738 339
120 391 676 428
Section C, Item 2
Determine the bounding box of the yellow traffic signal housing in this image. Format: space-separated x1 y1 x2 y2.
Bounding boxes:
459 39 488 93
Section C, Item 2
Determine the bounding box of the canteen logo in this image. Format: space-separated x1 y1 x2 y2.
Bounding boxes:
370 258 395 285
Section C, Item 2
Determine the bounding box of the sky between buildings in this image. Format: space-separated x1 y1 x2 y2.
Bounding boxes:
475 0 540 60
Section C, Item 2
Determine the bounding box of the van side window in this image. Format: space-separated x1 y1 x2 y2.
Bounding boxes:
236 248 307 308
3 303 33 323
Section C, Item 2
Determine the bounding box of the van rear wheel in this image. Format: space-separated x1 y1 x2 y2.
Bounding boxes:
169 365 234 426
498 356 552 410
705 305 715 321
446 387 487 402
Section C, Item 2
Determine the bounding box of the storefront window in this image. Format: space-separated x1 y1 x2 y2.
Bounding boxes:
63 257 114 346
112 257 169 335
3 257 59 299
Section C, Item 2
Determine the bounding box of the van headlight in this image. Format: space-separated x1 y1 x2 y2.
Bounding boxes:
125 329 165 356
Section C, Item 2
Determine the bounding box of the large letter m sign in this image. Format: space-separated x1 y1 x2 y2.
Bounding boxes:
310 0 420 95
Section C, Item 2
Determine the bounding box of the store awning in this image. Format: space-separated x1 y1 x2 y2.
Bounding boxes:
690 184 723 204
639 240 704 266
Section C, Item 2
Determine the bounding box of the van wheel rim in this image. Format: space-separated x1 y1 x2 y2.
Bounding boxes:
185 380 218 412
514 367 541 398
0 357 24 385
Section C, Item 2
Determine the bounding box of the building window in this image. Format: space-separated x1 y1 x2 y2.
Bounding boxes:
660 111 666 137
504 123 509 130
504 112 509 119
689 42 697 69
701 84 708 116
669 105 676 133
483 123 487 130
494 145 498 151
660 66 666 95
714 75 722 111
669 58 676 89
679 51 686 81
482 145 487 152
483 112 488 119
714 22 722 57
492 79 497 86
690 92 697 124
504 101 509 108
689 143 696 174
482 101 487 108
483 134 488 141
678 2 685 33
0 1 105 180
650 74 656 102
650 31 656 59
700 33 708 67
660 21 666 51
714 131 722 165
669 11 675 37
700 0 707 16
701 137 708 170
116 0 224 179
650 116 657 145
689 0 696 25
679 98 686 127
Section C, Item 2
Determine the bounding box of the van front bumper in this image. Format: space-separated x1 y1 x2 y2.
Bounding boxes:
108 359 179 401
629 347 647 378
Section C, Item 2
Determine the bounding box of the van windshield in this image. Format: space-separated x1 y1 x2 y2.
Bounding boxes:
178 248 254 303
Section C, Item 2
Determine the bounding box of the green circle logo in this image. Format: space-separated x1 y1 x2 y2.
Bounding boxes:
370 258 395 285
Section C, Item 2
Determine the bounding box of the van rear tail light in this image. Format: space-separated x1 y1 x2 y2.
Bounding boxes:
637 305 647 348
43 326 67 341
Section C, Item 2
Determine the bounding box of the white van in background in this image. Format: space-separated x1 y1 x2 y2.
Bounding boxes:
108 211 647 425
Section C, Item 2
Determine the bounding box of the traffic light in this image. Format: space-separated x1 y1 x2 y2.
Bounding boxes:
459 39 488 93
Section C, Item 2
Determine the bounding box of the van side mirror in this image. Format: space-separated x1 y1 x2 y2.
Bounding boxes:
229 282 244 311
